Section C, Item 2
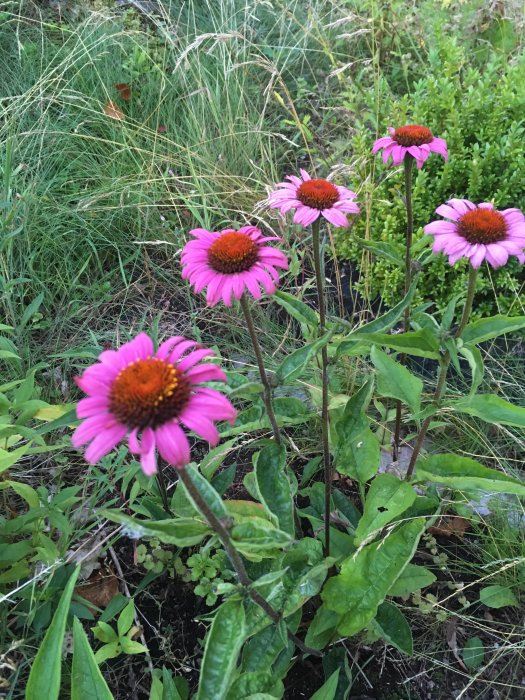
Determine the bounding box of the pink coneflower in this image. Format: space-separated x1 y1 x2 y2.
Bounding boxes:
72 332 236 475
181 225 288 306
424 200 525 268
372 125 448 169
268 169 360 228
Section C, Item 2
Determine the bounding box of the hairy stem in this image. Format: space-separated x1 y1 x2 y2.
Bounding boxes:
240 294 281 444
312 218 331 557
406 266 478 479
178 467 321 657
393 154 415 461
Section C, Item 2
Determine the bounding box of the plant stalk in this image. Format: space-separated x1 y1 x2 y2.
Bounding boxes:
178 467 321 657
393 154 415 461
312 218 331 557
405 266 478 479
156 463 173 516
239 294 281 444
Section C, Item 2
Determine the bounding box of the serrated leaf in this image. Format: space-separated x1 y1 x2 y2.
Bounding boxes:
354 474 416 545
72 618 114 700
197 599 246 700
416 454 525 496
370 346 422 413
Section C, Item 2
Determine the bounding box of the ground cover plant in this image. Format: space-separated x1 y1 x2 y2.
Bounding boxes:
1 1 525 699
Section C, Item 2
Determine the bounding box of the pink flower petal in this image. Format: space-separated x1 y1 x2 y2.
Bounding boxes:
84 425 128 464
155 422 190 468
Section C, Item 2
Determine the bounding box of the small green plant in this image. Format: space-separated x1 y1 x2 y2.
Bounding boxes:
91 600 148 664
136 538 185 577
186 548 234 606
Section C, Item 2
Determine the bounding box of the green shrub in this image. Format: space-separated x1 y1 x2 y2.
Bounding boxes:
336 44 525 316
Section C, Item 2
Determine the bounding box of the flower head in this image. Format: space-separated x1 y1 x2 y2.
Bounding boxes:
181 226 288 306
372 125 448 169
268 169 360 228
72 333 236 475
424 199 525 268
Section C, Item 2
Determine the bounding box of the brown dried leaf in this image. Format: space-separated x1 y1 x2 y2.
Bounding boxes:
103 100 124 121
114 83 132 101
429 516 470 539
75 566 119 613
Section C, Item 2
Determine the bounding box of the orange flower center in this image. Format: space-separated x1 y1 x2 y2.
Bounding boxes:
393 125 433 147
297 179 339 210
208 232 259 273
109 358 190 429
457 208 507 244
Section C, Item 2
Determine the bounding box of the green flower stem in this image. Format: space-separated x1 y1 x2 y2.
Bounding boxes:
393 154 415 461
311 218 331 558
239 294 281 444
405 266 478 479
178 467 322 657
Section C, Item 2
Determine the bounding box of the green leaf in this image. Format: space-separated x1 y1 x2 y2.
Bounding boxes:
335 379 379 483
0 445 30 474
181 464 229 519
370 346 422 414
479 585 518 609
387 564 436 597
94 642 121 664
462 637 485 672
353 236 404 266
416 454 525 496
26 566 80 700
337 275 419 356
354 474 416 545
20 292 44 330
226 671 283 699
92 622 118 644
461 315 525 345
101 511 211 547
309 669 340 700
231 519 292 558
358 329 440 359
255 443 294 536
304 604 340 650
0 350 20 360
452 394 525 428
71 618 114 700
274 290 318 333
242 622 287 672
0 480 39 509
120 638 148 655
276 330 333 383
458 345 484 397
117 601 134 637
200 439 237 479
197 599 246 700
371 601 413 655
322 519 425 636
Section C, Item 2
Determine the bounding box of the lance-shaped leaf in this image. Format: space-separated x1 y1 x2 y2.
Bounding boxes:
452 393 525 428
458 344 484 397
337 275 419 356
197 599 246 700
274 290 319 333
26 566 80 700
358 328 440 359
255 443 294 536
276 330 333 383
354 473 416 545
322 519 425 636
416 454 525 496
101 511 211 547
370 346 422 414
461 314 525 345
71 618 114 700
